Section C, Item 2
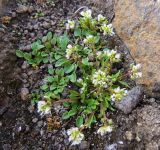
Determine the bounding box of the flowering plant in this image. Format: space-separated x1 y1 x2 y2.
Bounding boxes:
16 9 142 145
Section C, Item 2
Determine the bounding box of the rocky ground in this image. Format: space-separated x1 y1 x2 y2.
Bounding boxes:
0 0 160 150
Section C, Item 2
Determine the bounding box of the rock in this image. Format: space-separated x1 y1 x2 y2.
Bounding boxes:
21 61 29 69
37 121 43 127
3 144 11 150
12 12 16 18
104 143 117 150
32 118 38 123
125 131 133 141
20 87 29 100
16 4 29 13
16 4 33 14
42 21 51 29
28 105 34 113
33 24 39 30
30 32 35 38
115 86 144 114
0 97 9 116
79 141 90 150
113 0 160 95
0 121 2 126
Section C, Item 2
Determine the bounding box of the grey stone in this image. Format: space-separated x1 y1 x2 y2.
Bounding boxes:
0 97 9 116
42 21 51 29
33 24 39 30
0 121 2 126
79 141 90 150
21 61 29 69
16 4 28 13
3 144 11 150
125 131 133 141
20 87 29 100
32 118 38 123
104 143 118 150
115 86 144 114
37 121 43 127
12 12 16 18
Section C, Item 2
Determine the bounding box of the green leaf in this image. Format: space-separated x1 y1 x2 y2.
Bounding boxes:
55 68 64 76
41 52 48 57
47 32 53 41
16 50 24 58
43 57 49 63
111 71 121 82
41 84 48 91
57 34 69 50
42 36 47 43
50 84 56 91
51 36 57 45
24 53 32 61
63 102 70 107
64 64 75 74
95 35 100 43
31 41 45 51
45 42 52 49
62 111 70 120
69 90 79 100
68 109 77 116
74 28 81 37
76 116 84 127
55 58 68 67
119 81 129 87
47 76 55 82
54 54 62 60
48 68 54 75
69 73 77 83
82 58 90 66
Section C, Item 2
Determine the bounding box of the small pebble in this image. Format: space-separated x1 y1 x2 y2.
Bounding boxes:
125 131 133 141
12 12 17 18
32 118 38 123
37 121 43 127
20 87 29 100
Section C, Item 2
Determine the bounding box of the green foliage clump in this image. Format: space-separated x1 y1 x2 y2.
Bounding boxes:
16 9 139 143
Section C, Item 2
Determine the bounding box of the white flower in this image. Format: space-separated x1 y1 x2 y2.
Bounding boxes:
66 20 75 30
96 51 102 58
66 44 77 59
97 125 113 136
101 23 115 36
104 50 121 62
130 63 142 80
111 87 128 101
98 14 105 22
80 83 87 93
77 78 83 83
83 35 96 44
37 101 51 116
92 70 108 88
80 9 92 18
67 127 84 145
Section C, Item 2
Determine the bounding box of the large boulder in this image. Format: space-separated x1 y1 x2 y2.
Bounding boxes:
113 0 160 95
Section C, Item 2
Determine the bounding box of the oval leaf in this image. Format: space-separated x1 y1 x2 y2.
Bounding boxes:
76 116 84 127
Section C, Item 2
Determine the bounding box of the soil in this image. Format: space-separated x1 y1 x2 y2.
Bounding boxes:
0 0 160 150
